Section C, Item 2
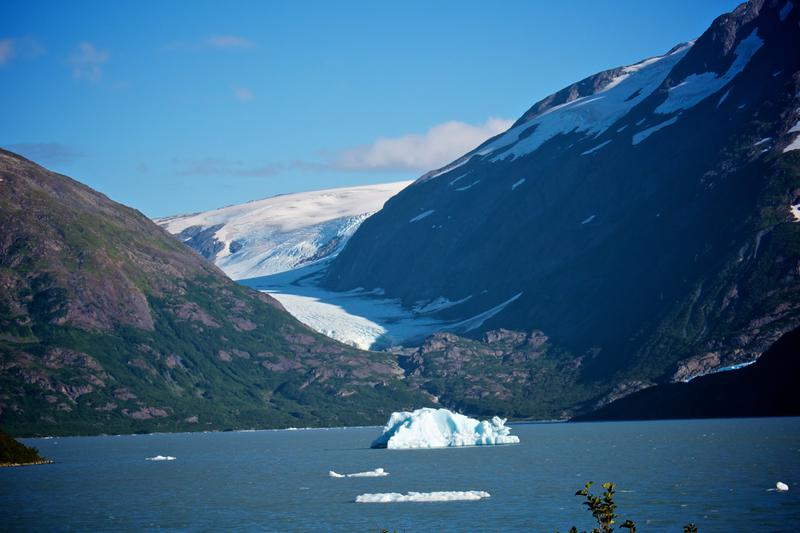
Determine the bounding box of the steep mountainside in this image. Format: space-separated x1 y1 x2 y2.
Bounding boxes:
574 326 800 421
0 150 427 436
326 0 800 405
156 181 410 280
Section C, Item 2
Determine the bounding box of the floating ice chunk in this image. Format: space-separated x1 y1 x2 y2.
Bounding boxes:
330 468 389 478
355 490 491 503
348 468 389 478
410 210 435 223
145 455 176 461
777 482 789 491
370 407 520 449
511 178 526 190
632 116 680 145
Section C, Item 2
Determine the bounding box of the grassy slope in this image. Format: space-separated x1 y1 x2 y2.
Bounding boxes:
0 150 430 437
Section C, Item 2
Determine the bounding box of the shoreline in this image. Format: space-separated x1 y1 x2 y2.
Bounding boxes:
0 459 54 468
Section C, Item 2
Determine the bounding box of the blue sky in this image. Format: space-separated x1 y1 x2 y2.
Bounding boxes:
2 0 740 217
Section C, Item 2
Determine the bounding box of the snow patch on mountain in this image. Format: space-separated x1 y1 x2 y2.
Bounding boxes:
780 1 794 21
785 120 800 153
156 181 410 280
655 29 763 114
791 205 800 222
410 209 435 222
412 295 473 315
717 89 731 108
581 140 612 155
455 180 480 192
477 43 692 162
632 116 680 145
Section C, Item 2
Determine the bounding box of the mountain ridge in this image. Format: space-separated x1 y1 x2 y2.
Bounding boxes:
0 149 428 437
323 0 800 408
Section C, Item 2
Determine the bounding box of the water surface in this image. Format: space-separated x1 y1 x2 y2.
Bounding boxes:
2 418 799 531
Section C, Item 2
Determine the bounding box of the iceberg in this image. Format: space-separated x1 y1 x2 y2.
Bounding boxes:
370 407 520 449
355 490 491 503
329 468 389 478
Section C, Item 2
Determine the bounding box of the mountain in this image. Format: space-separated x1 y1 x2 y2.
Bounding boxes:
324 0 800 412
574 326 800 421
156 181 411 280
0 150 427 437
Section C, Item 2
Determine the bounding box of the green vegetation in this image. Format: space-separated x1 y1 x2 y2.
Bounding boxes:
0 429 50 467
558 482 698 533
0 150 430 437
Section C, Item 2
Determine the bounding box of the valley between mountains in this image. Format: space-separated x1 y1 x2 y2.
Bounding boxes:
2 0 800 436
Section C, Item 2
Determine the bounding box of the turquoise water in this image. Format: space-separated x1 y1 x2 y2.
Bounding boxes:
2 418 799 531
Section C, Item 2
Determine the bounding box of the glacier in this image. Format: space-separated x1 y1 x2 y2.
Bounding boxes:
241 264 520 349
370 408 520 449
156 181 411 280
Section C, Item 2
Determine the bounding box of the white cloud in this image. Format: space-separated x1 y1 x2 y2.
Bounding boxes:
0 38 15 66
334 117 513 172
69 42 109 81
233 86 253 101
207 35 255 49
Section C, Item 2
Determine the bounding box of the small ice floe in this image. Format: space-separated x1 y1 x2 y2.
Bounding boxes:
145 455 176 461
355 490 491 503
329 468 389 478
370 407 519 449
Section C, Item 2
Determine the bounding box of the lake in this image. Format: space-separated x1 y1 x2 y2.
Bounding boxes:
2 418 799 531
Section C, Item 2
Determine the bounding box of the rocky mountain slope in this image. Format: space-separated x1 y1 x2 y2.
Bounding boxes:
0 150 427 436
574 326 800 421
156 181 410 280
325 0 800 409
